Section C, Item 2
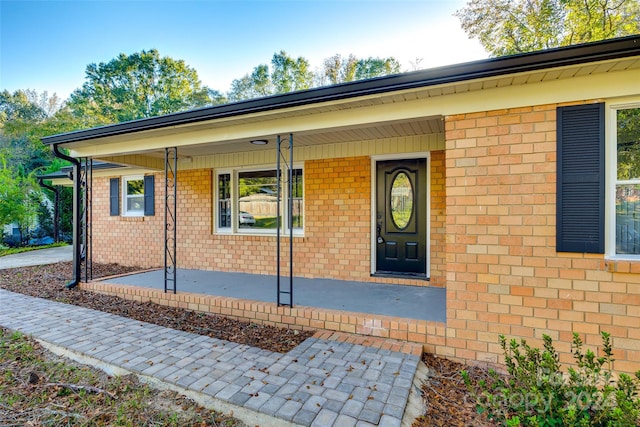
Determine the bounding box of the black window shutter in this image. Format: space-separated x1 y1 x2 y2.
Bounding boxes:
144 175 155 216
109 178 120 216
556 103 604 253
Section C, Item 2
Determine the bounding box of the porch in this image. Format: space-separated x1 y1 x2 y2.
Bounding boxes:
85 269 447 351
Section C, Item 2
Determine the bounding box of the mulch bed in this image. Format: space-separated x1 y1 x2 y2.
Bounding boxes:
0 261 313 353
413 354 494 427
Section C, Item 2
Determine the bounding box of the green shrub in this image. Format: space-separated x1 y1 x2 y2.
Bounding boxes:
462 332 640 426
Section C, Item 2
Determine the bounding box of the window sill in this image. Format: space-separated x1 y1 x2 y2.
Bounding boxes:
213 231 305 239
604 258 640 273
120 216 145 222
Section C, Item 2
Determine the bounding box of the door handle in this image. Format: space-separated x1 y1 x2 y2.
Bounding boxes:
376 224 384 244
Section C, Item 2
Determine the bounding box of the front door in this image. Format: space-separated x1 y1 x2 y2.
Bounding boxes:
376 159 427 275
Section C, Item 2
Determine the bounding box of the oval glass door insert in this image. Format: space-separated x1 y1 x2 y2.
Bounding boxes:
390 172 414 229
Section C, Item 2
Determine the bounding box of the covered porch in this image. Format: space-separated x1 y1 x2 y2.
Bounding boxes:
43 82 449 291
85 269 447 351
44 70 452 355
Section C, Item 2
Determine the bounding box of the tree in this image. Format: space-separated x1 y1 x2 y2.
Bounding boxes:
228 64 273 102
0 151 40 245
317 54 402 86
67 49 221 124
270 51 314 94
0 89 63 120
228 51 314 102
0 90 62 173
0 89 48 124
564 0 640 44
0 89 62 124
208 89 228 106
229 52 402 101
1 52 225 245
0 91 82 245
455 0 640 57
353 57 401 81
35 196 54 239
318 54 360 85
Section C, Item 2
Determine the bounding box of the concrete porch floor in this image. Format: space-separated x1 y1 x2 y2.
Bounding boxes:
100 269 446 324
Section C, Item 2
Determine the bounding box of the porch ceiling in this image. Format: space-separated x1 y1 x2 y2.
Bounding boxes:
82 116 445 162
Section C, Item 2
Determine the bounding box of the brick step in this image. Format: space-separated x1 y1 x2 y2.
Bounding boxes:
312 330 423 356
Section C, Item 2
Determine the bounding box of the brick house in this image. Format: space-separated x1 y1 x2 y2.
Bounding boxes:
42 36 640 372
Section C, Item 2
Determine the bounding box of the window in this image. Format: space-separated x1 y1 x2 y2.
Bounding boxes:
239 170 280 230
123 176 144 216
218 173 231 229
215 167 303 234
613 105 640 256
110 175 155 217
290 168 304 229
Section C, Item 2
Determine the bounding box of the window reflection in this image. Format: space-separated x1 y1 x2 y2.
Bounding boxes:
390 172 413 230
218 174 231 228
217 169 304 232
125 178 144 213
617 108 640 181
238 170 280 229
616 107 640 255
616 184 640 254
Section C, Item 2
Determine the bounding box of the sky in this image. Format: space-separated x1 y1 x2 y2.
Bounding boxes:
0 0 488 101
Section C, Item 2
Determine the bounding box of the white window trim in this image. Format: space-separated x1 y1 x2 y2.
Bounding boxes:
214 166 304 236
122 175 145 217
606 98 640 260
215 169 233 234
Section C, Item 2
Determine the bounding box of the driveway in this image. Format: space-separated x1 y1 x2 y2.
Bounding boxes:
0 245 73 269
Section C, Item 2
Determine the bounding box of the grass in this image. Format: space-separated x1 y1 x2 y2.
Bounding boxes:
250 216 302 229
0 328 242 426
0 242 68 257
253 216 279 228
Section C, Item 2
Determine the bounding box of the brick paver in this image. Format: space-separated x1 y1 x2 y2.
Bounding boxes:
0 289 420 426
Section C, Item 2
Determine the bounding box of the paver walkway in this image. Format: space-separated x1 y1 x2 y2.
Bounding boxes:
0 289 421 426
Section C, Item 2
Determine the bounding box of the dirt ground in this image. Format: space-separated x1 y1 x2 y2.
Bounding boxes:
0 327 245 426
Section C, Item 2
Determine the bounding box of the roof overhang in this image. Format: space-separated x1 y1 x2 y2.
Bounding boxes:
37 162 126 185
38 171 72 187
41 35 640 163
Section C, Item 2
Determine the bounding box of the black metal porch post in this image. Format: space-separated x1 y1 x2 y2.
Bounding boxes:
164 147 177 293
276 134 294 307
276 135 282 303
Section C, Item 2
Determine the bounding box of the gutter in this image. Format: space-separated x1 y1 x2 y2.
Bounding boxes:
51 144 82 289
36 177 59 243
